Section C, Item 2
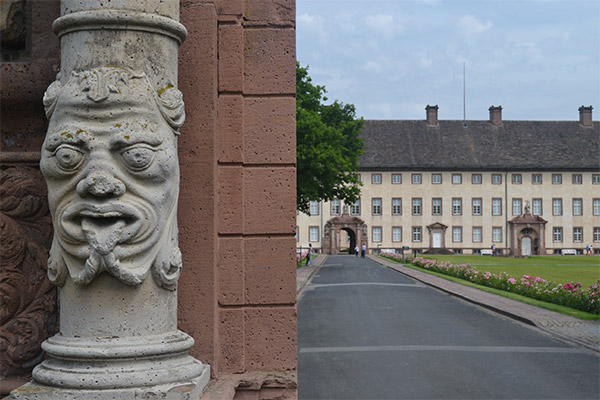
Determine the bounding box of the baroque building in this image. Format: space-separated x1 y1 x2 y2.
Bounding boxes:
297 105 600 257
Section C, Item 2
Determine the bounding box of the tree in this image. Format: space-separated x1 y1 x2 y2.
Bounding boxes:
296 63 364 214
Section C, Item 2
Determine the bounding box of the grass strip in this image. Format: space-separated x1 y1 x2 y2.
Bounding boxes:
379 256 600 321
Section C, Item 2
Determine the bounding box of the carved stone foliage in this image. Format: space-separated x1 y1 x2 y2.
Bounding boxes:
0 165 57 379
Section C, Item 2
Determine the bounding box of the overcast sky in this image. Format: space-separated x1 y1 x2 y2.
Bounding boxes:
296 0 600 121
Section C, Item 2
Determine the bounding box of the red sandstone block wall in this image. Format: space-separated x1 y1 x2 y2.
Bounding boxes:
178 0 297 381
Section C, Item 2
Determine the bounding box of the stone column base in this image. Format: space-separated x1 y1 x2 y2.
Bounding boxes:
9 365 210 400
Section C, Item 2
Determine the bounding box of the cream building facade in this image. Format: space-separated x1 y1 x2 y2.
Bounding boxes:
297 106 600 257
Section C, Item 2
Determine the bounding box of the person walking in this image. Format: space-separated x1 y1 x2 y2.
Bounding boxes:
361 244 366 258
354 245 359 257
306 243 313 266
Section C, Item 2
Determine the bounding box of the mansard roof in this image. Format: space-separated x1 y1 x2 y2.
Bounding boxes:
358 120 600 171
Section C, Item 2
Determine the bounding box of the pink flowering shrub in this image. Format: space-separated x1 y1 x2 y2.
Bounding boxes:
380 252 600 314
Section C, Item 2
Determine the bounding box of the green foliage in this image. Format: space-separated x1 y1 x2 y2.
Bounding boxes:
296 63 364 213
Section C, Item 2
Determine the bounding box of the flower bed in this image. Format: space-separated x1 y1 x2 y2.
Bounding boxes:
381 253 600 315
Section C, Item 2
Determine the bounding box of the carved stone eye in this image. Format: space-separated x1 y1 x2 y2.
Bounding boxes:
120 145 156 171
55 145 84 171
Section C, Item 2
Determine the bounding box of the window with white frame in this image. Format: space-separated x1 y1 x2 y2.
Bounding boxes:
552 174 562 184
432 198 442 216
532 174 542 184
452 227 462 242
572 174 582 184
372 174 382 184
412 198 422 215
372 227 382 242
432 173 442 184
392 227 402 242
473 227 482 243
331 199 340 215
594 199 600 216
392 198 402 215
573 198 582 216
472 198 482 216
452 174 462 184
512 198 522 216
553 199 562 216
309 201 319 216
492 174 502 184
472 174 482 184
594 227 600 242
492 227 502 242
533 199 542 216
372 198 382 215
412 227 422 242
553 227 563 242
573 227 583 243
412 174 422 184
594 174 600 184
452 198 462 215
309 226 319 242
392 174 402 184
351 199 361 215
492 198 502 216
512 174 522 184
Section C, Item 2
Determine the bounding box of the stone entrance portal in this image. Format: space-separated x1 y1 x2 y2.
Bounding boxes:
322 206 368 255
509 207 547 256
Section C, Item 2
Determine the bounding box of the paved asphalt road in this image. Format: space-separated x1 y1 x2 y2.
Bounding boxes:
298 255 600 400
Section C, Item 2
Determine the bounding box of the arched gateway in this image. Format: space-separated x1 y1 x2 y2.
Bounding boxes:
322 206 368 255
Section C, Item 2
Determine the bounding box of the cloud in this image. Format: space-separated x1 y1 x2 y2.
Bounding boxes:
457 15 493 38
364 14 402 40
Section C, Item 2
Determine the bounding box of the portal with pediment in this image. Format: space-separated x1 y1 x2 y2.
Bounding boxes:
322 207 368 255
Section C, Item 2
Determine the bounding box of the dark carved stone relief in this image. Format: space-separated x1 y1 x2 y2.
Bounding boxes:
1 0 28 61
0 164 56 391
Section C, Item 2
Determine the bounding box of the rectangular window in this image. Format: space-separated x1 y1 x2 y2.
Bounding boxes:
512 198 522 216
553 227 563 243
452 174 462 184
512 174 522 184
372 227 382 242
309 201 319 216
532 174 542 185
594 227 600 242
392 227 402 242
473 227 482 243
553 198 562 216
533 198 542 216
492 198 502 216
594 199 600 216
573 227 583 243
331 199 340 216
452 227 462 242
372 198 382 216
392 198 402 215
594 174 600 184
432 173 442 184
372 173 382 184
452 198 462 215
552 174 562 184
412 198 422 216
573 198 582 216
432 198 442 216
492 174 502 184
472 198 482 216
296 226 299 242
392 174 402 184
572 174 582 184
472 174 482 184
412 227 422 242
492 227 502 243
309 226 319 242
351 199 361 215
412 174 422 184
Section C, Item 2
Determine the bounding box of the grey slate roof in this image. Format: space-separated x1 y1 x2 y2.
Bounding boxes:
358 120 600 171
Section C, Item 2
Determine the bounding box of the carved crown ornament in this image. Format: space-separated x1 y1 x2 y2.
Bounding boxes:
40 67 186 290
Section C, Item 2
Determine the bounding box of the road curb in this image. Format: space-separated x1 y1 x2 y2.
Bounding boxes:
297 254 328 297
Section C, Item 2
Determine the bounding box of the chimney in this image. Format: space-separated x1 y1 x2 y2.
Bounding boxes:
579 105 593 127
426 105 439 126
489 105 502 126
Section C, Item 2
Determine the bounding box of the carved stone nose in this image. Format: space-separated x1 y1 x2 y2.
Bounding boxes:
76 174 126 197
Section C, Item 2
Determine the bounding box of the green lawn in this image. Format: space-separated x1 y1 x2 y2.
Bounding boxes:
420 255 600 288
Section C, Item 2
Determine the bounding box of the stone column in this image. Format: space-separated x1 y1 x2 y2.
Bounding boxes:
10 1 210 398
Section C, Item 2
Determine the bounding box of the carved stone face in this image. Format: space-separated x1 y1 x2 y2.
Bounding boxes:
41 68 184 289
